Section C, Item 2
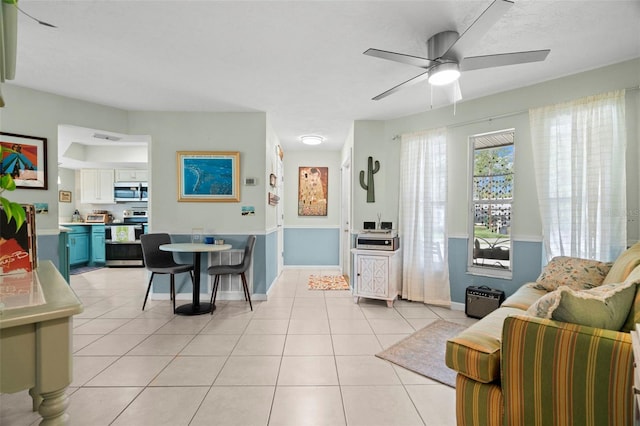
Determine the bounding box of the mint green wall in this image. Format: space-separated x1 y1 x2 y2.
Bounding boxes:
381 59 640 244
282 150 342 265
353 58 640 303
353 121 399 231
1 86 277 291
283 150 341 227
0 85 129 233
127 111 267 235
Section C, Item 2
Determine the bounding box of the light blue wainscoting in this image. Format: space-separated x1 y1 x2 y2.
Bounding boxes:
152 233 269 298
283 227 340 266
447 237 543 304
36 233 61 272
264 229 278 293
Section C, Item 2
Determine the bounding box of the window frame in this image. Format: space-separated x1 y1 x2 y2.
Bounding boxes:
467 129 515 279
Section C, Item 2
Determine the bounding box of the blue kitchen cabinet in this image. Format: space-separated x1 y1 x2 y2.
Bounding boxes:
91 225 106 264
68 226 90 266
58 229 70 283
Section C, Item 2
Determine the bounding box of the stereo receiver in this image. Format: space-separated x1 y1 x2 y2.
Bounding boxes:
356 233 399 251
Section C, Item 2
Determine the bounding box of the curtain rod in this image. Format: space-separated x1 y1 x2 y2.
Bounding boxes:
391 85 640 141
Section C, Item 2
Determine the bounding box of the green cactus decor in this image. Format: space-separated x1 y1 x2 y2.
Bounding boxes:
359 156 380 203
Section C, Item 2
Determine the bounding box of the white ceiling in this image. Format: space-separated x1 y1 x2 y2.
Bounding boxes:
9 0 640 152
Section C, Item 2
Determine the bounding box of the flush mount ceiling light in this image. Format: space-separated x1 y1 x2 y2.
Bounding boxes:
300 135 323 146
93 133 121 141
427 62 460 86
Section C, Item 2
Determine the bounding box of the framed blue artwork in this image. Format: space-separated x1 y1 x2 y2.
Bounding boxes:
177 151 240 202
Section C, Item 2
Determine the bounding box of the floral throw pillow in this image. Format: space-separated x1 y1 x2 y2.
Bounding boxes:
526 290 561 319
532 256 611 292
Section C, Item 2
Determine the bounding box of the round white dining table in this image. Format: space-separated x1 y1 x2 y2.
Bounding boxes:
159 243 232 315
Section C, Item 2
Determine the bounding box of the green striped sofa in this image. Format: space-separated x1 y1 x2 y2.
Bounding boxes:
445 243 640 426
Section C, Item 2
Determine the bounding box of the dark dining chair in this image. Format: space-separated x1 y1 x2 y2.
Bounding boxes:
208 235 256 313
140 233 194 313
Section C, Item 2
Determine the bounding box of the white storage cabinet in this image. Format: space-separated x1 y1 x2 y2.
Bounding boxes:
80 169 115 204
351 248 402 307
115 169 148 182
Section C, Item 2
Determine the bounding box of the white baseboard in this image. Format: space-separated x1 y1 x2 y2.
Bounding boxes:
151 292 266 301
283 265 341 269
451 301 465 311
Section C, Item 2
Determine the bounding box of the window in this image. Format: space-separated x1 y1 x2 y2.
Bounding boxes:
468 129 514 276
529 91 627 261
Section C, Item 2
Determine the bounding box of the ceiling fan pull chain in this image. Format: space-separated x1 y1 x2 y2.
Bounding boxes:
430 84 433 110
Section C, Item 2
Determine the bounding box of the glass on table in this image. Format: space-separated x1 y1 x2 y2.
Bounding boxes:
191 228 204 244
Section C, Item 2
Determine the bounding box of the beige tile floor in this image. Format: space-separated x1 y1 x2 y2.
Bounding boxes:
1 266 477 426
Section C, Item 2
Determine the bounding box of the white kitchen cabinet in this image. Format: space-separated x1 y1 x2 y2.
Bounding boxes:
80 169 115 204
351 248 402 307
115 169 148 182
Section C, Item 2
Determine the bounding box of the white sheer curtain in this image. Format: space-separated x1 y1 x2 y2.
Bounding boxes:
399 128 451 305
529 90 627 261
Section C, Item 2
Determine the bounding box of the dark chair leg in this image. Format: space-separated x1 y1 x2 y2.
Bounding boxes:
240 272 252 311
209 275 221 314
170 274 176 314
142 272 156 311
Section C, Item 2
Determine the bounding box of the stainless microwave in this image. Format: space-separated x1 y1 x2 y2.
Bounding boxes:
114 182 147 202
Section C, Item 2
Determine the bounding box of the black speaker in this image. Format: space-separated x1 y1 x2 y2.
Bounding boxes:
381 221 393 230
363 221 376 230
465 286 505 319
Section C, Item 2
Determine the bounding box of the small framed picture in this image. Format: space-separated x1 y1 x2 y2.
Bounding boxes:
59 190 72 203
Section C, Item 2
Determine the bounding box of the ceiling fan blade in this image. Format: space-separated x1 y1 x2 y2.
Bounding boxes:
372 71 430 100
460 49 550 71
442 0 513 60
364 48 436 69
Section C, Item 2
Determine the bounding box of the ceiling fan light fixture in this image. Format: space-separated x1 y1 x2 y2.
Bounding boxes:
428 62 460 86
300 135 323 146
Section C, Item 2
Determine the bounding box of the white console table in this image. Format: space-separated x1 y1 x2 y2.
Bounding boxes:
351 248 402 307
0 261 83 425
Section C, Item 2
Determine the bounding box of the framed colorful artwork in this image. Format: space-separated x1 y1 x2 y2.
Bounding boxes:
298 166 328 216
177 151 240 202
0 132 48 189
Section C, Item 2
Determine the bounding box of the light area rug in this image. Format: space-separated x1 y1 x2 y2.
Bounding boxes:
376 319 468 388
308 275 350 290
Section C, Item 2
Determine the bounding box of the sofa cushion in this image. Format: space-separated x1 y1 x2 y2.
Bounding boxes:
603 242 640 285
446 307 523 383
501 283 547 310
620 266 640 331
532 256 611 292
502 315 634 426
456 374 503 426
527 272 639 331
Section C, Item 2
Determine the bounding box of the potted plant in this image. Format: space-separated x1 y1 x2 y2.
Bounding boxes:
1 173 26 230
1 173 34 275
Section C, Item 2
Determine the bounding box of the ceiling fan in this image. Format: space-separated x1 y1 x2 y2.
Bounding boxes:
364 0 550 101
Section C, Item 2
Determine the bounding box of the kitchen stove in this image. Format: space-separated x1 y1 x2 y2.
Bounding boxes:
105 209 147 266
